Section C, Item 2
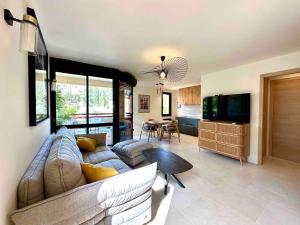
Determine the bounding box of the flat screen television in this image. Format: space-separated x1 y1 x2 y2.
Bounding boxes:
202 96 211 120
202 93 250 123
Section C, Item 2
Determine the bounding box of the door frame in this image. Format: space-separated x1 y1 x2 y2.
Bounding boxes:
258 68 300 164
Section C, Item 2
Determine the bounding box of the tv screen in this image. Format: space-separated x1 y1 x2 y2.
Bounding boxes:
202 93 250 123
225 94 250 123
211 96 219 119
202 97 211 120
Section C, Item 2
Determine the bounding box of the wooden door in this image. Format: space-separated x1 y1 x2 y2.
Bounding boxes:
269 76 300 163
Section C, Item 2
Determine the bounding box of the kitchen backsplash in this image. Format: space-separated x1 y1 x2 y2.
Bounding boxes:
177 104 201 117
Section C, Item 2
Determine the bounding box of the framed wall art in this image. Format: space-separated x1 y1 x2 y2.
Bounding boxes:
138 95 150 113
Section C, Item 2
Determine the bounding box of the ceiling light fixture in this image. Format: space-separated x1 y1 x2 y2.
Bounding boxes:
4 9 38 55
159 71 167 80
141 56 188 83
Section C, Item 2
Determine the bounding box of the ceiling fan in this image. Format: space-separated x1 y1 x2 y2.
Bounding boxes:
141 56 188 83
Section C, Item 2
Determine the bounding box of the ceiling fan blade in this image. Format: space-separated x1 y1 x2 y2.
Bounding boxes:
140 56 188 82
140 70 159 74
164 57 188 82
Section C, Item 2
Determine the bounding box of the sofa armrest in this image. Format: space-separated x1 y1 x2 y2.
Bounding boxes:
76 133 107 146
10 181 105 225
98 163 157 209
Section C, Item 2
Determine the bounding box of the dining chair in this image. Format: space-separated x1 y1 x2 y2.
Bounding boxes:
139 121 159 142
161 120 180 144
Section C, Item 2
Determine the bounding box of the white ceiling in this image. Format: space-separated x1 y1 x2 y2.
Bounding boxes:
29 0 300 89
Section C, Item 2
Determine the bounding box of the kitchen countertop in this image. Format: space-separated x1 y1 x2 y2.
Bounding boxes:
176 116 201 119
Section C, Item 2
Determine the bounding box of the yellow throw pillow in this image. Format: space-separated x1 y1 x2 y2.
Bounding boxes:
77 137 97 152
80 163 118 183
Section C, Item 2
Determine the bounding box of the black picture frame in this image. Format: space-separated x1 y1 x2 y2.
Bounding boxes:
138 95 150 113
28 8 49 126
162 92 172 117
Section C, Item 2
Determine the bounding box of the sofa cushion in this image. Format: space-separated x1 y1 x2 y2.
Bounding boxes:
81 163 118 183
117 154 146 167
17 134 55 208
96 159 131 174
55 126 76 145
112 140 153 158
44 136 86 198
77 133 107 146
82 150 119 164
95 146 110 152
55 126 83 162
111 139 139 152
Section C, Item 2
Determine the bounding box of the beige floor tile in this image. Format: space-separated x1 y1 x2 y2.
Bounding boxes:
135 133 300 225
181 195 255 225
255 201 300 225
165 207 192 225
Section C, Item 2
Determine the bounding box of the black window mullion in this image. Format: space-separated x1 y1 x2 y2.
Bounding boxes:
113 78 119 144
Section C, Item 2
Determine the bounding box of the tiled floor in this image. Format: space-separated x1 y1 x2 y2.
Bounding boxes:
136 133 300 225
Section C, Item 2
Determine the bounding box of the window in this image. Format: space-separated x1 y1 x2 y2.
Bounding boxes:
162 92 172 116
55 72 113 144
50 58 136 145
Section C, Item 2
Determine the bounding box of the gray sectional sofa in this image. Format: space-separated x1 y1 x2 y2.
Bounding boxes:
10 127 157 225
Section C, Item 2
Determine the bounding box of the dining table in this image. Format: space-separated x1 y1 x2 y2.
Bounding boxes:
145 120 172 140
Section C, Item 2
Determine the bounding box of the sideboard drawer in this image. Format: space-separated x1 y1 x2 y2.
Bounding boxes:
199 139 216 151
200 121 216 131
199 130 216 141
216 133 244 146
216 143 243 157
216 123 245 135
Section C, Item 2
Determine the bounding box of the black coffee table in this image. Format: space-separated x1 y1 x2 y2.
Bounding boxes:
143 148 193 195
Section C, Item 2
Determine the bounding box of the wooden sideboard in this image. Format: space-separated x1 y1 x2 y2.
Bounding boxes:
178 85 201 105
198 120 250 165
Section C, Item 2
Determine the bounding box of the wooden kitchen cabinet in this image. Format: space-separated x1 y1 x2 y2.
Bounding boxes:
192 85 201 104
178 88 183 104
187 87 193 104
178 85 201 105
183 87 188 104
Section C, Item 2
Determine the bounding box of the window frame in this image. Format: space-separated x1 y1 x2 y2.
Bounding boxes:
50 57 119 144
161 92 172 117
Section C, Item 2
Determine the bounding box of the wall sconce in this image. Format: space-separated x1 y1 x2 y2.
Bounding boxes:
4 9 38 55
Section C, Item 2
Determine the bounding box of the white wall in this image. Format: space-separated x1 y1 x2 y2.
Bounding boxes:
133 85 177 136
201 51 300 164
0 1 50 224
177 105 201 118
